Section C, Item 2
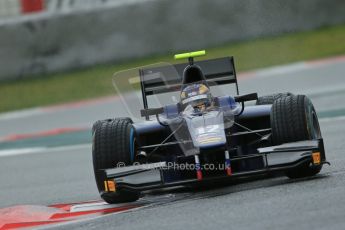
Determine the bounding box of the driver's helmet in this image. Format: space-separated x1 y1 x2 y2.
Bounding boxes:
180 82 212 112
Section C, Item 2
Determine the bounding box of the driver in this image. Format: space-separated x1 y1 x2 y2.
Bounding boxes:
180 82 213 113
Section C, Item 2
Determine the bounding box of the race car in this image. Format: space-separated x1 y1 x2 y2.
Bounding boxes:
92 50 328 204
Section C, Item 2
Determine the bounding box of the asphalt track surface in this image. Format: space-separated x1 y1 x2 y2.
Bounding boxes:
1 57 345 229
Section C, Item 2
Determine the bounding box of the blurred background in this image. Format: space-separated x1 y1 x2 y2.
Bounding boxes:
0 0 344 113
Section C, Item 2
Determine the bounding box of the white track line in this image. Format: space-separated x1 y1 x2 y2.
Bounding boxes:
320 115 345 123
0 108 43 121
0 144 91 158
0 147 47 157
252 62 308 78
70 200 148 212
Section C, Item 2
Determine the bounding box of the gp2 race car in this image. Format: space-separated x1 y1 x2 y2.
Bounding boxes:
92 50 328 204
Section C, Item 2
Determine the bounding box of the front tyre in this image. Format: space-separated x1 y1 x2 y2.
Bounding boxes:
92 118 140 203
256 92 292 105
270 95 322 179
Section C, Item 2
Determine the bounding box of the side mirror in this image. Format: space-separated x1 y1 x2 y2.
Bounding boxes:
234 93 258 103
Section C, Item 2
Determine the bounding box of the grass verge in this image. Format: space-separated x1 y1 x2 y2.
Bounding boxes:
1 24 345 113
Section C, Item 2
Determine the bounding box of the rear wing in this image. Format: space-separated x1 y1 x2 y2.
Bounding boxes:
139 57 239 109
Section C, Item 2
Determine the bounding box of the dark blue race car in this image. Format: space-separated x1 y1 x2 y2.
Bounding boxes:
92 51 328 204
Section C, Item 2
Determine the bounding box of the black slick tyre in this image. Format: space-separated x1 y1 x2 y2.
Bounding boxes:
256 92 292 105
92 118 140 203
270 95 322 178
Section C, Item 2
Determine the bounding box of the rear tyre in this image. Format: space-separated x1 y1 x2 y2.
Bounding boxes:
92 118 140 203
270 95 322 179
256 92 292 105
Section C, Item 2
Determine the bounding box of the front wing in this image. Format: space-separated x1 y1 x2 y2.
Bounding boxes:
101 139 327 193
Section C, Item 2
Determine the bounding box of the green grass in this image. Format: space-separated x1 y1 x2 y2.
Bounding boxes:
1 24 345 113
